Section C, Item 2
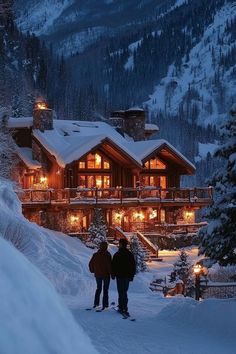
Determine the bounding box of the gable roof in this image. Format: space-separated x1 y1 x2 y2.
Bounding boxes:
9 117 195 174
125 140 196 174
33 120 142 168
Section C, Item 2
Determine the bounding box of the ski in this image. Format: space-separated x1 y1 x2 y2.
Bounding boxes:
112 306 136 321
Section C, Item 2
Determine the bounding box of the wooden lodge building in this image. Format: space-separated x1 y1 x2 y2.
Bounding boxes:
8 102 213 235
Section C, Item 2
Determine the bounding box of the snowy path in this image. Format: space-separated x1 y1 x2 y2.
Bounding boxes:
73 291 236 354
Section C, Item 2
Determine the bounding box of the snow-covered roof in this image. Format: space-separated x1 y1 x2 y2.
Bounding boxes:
10 117 195 172
145 123 159 131
8 117 33 128
33 120 142 168
126 107 144 112
16 147 41 170
125 139 196 171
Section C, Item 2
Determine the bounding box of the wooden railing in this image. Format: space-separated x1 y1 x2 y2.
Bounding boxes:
136 231 159 257
18 186 213 205
108 226 129 241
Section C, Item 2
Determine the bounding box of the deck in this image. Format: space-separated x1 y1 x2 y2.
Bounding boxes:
18 186 213 209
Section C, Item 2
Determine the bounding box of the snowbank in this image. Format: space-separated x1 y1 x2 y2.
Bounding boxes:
0 236 98 354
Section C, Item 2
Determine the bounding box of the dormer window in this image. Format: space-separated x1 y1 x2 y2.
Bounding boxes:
144 158 166 170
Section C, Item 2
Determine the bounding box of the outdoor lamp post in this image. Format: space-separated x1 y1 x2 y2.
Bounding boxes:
193 264 203 301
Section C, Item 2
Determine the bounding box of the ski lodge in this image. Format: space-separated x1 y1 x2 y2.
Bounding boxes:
8 102 212 239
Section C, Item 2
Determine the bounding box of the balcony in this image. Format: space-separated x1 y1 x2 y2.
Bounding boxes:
17 186 213 208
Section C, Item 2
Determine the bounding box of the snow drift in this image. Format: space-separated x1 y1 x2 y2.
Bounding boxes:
0 236 98 354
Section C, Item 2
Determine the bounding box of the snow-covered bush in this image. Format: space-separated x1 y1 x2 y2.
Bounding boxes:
169 250 194 295
208 263 236 282
87 208 107 248
130 235 148 272
199 107 236 265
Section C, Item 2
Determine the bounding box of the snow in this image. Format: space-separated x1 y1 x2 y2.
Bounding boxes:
33 121 143 167
145 123 159 131
146 2 236 127
16 0 74 36
9 117 194 170
16 147 41 169
0 237 98 353
7 117 33 128
0 182 236 353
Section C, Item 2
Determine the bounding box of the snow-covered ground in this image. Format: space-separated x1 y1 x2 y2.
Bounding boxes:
0 181 236 354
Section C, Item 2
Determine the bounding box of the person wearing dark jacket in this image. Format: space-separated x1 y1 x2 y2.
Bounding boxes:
89 241 112 309
112 238 136 316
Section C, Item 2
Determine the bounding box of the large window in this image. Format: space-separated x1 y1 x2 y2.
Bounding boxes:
79 153 110 170
142 175 166 189
78 175 111 189
144 158 166 170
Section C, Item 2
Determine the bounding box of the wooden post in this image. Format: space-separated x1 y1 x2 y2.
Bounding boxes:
95 187 98 204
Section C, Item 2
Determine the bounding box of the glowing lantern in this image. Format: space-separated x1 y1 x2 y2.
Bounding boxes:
35 101 48 110
133 211 145 221
70 215 80 223
183 210 195 223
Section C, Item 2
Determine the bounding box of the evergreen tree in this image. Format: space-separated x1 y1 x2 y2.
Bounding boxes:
199 106 236 265
87 208 108 248
130 235 147 272
169 250 193 294
0 107 18 180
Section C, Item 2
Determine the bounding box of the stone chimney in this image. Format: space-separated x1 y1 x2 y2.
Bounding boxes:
33 101 53 132
123 108 146 141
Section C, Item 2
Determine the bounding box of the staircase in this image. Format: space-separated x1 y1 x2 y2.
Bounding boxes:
107 227 161 262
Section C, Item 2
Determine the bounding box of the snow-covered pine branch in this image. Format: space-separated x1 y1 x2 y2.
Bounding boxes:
87 208 108 248
199 105 236 265
130 235 148 272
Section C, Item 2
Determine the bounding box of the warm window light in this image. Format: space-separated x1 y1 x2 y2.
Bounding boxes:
133 211 145 221
70 215 79 223
193 264 202 275
183 210 195 223
149 209 157 219
114 211 124 221
40 176 47 183
96 178 102 188
95 154 101 164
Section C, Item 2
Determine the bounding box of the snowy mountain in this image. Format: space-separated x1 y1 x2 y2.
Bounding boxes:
146 1 236 128
12 0 236 184
15 0 175 55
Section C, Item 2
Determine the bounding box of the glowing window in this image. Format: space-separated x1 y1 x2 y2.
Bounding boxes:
103 176 110 188
160 209 166 223
144 158 166 170
78 175 86 188
104 159 110 169
87 153 102 169
79 161 85 169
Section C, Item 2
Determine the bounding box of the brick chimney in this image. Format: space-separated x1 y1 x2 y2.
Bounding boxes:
33 101 53 132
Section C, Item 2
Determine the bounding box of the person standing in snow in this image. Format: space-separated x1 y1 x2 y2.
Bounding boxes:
112 238 136 316
89 241 113 310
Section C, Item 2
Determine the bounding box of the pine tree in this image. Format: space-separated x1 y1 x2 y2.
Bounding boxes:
130 235 147 272
199 106 236 265
169 250 193 294
0 107 18 180
87 208 108 248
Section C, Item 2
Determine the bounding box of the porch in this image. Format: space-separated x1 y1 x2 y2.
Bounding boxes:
18 186 213 207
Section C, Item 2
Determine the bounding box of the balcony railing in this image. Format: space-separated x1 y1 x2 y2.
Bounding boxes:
18 186 213 205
